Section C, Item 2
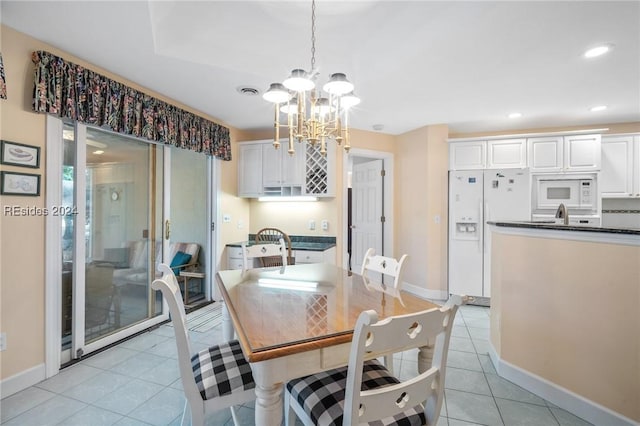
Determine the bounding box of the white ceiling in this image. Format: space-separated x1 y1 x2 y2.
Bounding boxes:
2 1 639 135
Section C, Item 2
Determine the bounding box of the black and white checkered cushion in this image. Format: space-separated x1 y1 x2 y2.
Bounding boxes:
286 359 426 426
191 340 255 400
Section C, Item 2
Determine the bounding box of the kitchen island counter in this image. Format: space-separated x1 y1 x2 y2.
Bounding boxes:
487 222 639 426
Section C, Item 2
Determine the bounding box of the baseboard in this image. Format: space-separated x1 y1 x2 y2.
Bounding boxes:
0 363 46 398
402 282 448 302
489 344 638 426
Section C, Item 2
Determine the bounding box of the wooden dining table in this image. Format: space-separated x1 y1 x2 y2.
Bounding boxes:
216 263 440 426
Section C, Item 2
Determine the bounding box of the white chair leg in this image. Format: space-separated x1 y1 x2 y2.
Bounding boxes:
230 405 240 426
284 389 296 426
180 400 190 426
384 354 394 375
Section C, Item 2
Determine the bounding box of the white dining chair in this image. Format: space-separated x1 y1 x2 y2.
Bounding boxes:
241 238 288 274
151 264 256 426
285 295 466 426
361 248 408 290
361 248 409 373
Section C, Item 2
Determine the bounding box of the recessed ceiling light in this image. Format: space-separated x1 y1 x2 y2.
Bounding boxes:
507 112 522 119
590 105 607 112
584 44 613 58
372 124 384 131
93 150 104 155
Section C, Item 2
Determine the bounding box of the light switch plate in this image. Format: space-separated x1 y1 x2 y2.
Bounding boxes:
223 214 231 223
308 220 316 230
0 332 6 351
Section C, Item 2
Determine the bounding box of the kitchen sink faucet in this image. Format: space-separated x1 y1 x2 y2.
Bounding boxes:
555 203 569 225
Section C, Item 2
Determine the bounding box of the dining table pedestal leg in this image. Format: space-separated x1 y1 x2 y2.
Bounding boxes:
254 382 283 426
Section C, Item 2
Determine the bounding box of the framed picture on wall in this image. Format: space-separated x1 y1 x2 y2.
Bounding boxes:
1 140 40 168
1 171 41 196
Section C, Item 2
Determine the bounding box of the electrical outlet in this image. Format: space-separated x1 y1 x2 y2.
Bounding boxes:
237 219 244 229
308 219 316 230
0 332 6 351
321 219 329 231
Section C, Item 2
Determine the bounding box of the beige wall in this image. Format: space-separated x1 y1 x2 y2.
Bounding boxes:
490 231 640 421
395 124 449 293
0 25 247 380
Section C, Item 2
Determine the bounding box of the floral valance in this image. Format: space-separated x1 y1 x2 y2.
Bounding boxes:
31 51 231 160
0 53 7 99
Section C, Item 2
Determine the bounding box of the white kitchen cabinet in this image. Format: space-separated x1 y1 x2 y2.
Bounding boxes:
528 134 601 172
487 139 527 169
227 246 336 269
237 143 263 197
564 134 601 171
227 246 245 270
527 136 564 172
294 247 336 264
601 134 640 198
450 139 526 170
262 142 305 196
449 141 486 170
238 139 333 198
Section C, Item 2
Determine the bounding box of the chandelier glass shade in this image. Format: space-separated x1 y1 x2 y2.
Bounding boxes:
262 0 360 157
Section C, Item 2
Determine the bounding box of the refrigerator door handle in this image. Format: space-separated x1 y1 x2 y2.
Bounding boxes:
478 200 483 252
484 202 490 253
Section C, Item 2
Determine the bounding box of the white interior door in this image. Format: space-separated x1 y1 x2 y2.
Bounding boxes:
351 159 384 274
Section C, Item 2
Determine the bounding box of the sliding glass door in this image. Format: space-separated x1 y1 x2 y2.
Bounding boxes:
50 118 218 369
59 123 166 361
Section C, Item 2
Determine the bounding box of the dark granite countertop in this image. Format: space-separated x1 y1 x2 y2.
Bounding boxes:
488 221 640 235
226 235 336 251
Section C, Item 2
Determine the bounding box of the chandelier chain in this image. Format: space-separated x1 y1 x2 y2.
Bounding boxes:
310 0 316 72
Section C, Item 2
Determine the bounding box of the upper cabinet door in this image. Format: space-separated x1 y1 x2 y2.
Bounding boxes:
449 141 486 170
564 134 601 171
237 143 263 198
262 143 283 187
487 139 527 169
528 136 563 172
601 135 640 198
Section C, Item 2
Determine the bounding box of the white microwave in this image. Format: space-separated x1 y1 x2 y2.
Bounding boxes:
533 174 597 212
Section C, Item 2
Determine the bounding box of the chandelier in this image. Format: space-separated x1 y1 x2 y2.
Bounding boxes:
262 0 360 157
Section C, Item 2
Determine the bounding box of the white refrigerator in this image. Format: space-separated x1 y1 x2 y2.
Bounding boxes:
448 169 531 300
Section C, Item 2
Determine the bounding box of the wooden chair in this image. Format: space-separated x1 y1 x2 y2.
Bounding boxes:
285 295 466 426
361 248 408 290
151 264 256 426
255 227 294 266
241 238 288 274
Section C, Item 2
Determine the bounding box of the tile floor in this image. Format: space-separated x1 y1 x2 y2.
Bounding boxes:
1 304 594 426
